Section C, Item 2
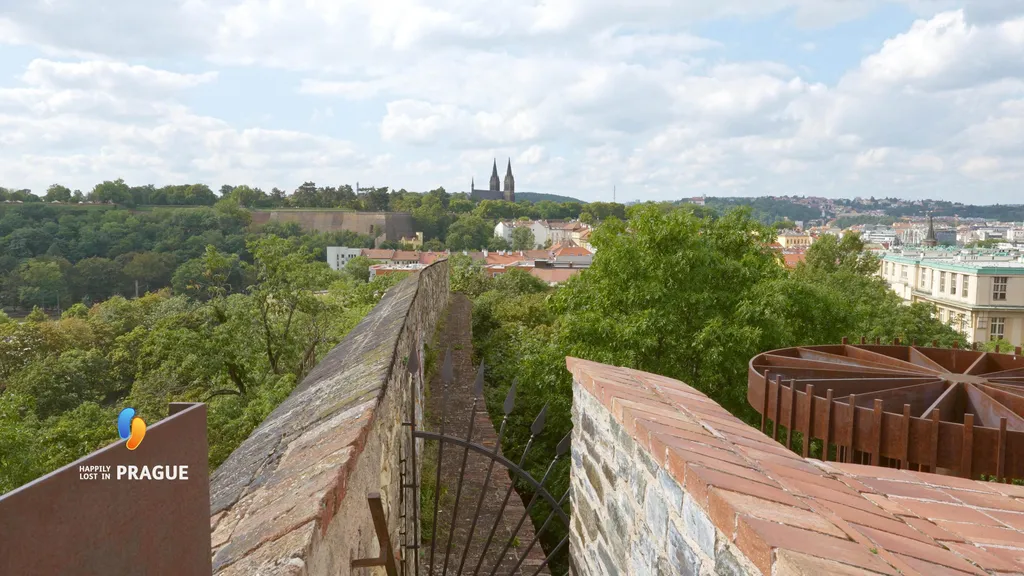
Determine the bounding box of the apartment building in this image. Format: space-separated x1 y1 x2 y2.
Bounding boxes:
776 231 814 248
880 251 1024 346
326 247 362 271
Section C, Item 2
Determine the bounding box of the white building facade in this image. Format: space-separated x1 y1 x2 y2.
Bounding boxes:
880 251 1024 347
326 247 363 271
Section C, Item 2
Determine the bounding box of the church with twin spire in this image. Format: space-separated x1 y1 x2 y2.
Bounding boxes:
470 158 515 203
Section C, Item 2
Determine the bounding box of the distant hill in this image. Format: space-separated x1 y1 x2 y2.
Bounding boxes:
516 192 585 204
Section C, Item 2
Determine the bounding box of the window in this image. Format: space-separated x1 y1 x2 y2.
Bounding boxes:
939 309 945 322
939 272 946 292
901 265 908 280
991 317 1005 341
920 268 927 288
962 275 969 298
951 273 957 295
883 262 888 275
993 277 1008 301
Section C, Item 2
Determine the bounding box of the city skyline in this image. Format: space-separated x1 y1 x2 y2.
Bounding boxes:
0 2 1022 204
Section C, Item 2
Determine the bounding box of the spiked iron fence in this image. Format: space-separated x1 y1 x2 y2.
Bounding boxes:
353 348 572 576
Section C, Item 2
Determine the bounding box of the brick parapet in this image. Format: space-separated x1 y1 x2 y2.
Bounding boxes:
567 356 1024 576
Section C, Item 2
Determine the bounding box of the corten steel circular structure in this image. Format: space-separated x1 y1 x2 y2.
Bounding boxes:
748 339 1024 481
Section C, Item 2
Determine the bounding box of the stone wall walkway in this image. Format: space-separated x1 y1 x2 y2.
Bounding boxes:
422 294 551 575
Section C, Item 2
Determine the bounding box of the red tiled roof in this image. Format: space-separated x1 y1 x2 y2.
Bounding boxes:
392 250 419 261
566 358 1024 576
529 268 581 284
362 249 395 260
418 252 446 265
523 249 551 259
783 253 806 268
485 253 525 266
551 243 592 257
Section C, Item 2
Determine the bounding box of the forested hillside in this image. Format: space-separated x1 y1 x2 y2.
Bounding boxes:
0 205 403 494
0 203 372 311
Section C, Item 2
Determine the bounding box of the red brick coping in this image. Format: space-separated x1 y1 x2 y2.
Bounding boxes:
567 357 1024 576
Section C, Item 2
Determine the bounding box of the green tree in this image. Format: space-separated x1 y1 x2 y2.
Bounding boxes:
121 251 178 295
802 233 879 277
448 254 493 297
362 187 391 212
412 194 453 242
171 247 250 300
487 236 511 251
247 236 335 375
446 215 492 250
61 303 90 319
0 392 45 493
511 227 536 250
7 348 112 419
17 260 67 309
343 256 378 283
44 184 72 203
228 185 264 208
71 257 124 303
91 179 134 207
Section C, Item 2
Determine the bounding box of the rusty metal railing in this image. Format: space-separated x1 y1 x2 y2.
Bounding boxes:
749 340 1024 481
0 403 211 576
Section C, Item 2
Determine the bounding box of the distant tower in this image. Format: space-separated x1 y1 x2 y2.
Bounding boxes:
922 214 938 247
471 177 475 193
489 159 500 192
503 158 515 203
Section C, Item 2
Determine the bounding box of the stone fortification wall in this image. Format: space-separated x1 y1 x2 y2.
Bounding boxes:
567 356 1024 576
249 210 415 242
209 260 448 575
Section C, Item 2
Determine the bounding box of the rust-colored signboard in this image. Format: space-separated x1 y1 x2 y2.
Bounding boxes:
0 403 212 576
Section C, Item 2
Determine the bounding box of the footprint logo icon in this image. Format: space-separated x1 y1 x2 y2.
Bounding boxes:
117 408 146 451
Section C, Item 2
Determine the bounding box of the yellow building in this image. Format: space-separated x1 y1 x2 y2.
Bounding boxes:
399 232 424 249
880 251 1024 346
776 232 814 248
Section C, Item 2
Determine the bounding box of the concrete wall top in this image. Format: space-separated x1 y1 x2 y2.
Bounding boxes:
566 357 1024 576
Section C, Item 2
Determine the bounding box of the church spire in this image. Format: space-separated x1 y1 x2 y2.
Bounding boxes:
503 157 515 203
923 213 937 247
489 158 500 192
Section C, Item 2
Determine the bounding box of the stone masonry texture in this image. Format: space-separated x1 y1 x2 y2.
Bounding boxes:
209 260 448 575
566 356 1024 576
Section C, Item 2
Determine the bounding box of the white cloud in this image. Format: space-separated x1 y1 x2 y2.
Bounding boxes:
0 2 1022 201
21 59 217 92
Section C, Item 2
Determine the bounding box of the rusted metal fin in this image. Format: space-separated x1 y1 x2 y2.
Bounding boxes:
807 346 937 376
908 346 952 372
351 493 399 576
920 383 959 420
836 381 945 415
758 354 910 375
975 384 1024 419
964 385 1024 431
982 367 1024 378
965 353 991 375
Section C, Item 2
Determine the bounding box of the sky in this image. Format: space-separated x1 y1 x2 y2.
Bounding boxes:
0 1 1023 204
